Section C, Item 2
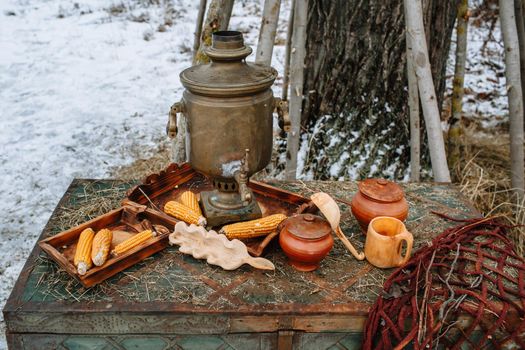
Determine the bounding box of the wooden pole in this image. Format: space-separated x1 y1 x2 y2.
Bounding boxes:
193 0 208 61
516 0 525 131
500 0 525 198
285 0 307 180
405 11 421 182
282 0 295 101
255 0 281 66
447 0 468 173
404 0 451 182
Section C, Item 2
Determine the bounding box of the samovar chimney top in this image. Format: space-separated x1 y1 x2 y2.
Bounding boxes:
212 31 244 50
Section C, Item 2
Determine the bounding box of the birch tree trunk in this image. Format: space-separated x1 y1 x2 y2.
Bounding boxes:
285 0 307 180
500 0 525 198
282 0 294 101
404 0 451 182
255 0 281 66
447 0 469 172
405 9 421 182
515 0 525 129
193 0 208 61
173 0 235 163
300 0 456 180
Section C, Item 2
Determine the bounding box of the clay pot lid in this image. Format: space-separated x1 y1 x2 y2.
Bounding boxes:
358 178 405 203
281 214 332 240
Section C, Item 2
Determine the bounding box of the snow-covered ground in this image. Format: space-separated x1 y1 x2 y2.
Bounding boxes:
444 3 507 128
0 0 289 347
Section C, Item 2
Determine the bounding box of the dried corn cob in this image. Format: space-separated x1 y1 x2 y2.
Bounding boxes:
112 229 157 256
179 191 202 216
74 228 95 275
91 228 112 266
219 214 287 239
164 200 207 226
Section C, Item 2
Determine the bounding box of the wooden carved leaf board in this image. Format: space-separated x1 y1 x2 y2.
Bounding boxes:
169 222 275 270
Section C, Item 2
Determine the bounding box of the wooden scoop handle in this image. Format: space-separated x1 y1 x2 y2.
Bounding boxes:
244 257 276 270
335 227 366 261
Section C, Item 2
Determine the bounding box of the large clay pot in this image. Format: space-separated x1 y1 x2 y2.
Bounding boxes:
350 179 409 232
279 214 333 272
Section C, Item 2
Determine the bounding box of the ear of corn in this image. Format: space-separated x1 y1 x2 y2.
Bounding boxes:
219 214 287 239
179 191 202 216
91 229 113 266
112 229 157 255
74 228 95 275
164 200 207 226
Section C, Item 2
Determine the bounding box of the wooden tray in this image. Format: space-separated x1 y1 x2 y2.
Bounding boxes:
124 163 315 256
38 204 173 287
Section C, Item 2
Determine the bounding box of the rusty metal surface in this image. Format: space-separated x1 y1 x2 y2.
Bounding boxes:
4 179 480 334
180 31 277 97
176 31 279 226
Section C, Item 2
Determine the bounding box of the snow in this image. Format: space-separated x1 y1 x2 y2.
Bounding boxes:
329 151 350 178
0 0 290 347
295 132 309 178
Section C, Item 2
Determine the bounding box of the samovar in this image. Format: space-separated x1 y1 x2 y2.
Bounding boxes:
167 31 287 226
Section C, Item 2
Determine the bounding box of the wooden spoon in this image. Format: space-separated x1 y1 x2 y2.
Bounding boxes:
311 192 366 261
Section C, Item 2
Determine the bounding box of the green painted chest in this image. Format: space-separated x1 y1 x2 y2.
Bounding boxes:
3 179 478 349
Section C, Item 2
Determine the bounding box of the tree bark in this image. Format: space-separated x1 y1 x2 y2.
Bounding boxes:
285 0 307 180
448 0 468 173
500 0 525 198
405 7 420 182
173 0 234 164
300 0 456 180
193 0 234 65
255 0 281 66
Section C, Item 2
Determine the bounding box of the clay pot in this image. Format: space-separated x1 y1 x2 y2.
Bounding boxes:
279 214 334 272
350 179 409 232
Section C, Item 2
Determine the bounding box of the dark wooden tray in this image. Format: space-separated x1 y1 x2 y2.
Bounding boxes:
38 204 173 287
124 163 315 256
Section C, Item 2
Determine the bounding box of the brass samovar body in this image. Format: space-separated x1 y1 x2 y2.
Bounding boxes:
169 31 279 226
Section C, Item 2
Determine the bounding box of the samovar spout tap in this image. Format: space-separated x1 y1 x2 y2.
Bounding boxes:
234 149 252 205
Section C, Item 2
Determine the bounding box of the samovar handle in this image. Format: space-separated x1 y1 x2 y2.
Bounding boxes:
167 101 183 138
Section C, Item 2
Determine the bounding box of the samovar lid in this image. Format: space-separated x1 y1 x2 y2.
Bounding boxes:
180 31 278 97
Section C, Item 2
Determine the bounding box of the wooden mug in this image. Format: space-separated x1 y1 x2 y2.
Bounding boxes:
364 216 413 268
